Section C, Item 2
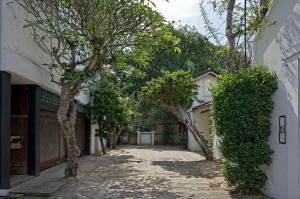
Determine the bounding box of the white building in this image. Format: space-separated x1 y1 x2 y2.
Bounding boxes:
252 0 299 198
0 1 97 196
186 69 221 159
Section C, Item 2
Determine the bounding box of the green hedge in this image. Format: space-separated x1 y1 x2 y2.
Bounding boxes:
211 66 277 193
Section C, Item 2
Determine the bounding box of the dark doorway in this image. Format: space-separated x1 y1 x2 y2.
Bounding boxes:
10 86 28 175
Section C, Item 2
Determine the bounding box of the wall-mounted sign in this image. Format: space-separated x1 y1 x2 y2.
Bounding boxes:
279 116 286 144
11 136 22 149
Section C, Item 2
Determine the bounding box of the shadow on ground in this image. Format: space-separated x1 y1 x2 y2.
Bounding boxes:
151 159 222 179
7 146 270 199
52 154 183 199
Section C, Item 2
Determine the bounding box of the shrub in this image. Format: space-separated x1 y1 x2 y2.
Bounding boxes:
211 66 277 193
178 128 188 149
137 123 155 132
163 128 173 144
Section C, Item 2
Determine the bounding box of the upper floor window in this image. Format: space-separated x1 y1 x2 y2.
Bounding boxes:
203 79 212 97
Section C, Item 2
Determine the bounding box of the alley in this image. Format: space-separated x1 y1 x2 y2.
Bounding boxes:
9 146 268 199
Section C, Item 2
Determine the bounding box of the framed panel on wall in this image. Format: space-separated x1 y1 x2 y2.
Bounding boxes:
279 115 286 144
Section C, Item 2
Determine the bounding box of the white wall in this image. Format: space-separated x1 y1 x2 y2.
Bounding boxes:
90 124 97 154
193 109 210 140
0 0 88 104
189 106 221 159
188 131 202 151
252 0 299 198
90 123 109 154
188 74 217 152
192 74 217 108
189 109 210 152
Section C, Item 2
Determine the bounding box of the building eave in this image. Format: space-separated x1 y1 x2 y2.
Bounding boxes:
192 101 212 112
193 69 220 81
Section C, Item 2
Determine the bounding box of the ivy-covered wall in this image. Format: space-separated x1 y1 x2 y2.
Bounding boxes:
211 66 277 193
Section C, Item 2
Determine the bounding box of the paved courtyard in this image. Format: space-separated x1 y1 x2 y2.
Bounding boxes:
8 146 268 199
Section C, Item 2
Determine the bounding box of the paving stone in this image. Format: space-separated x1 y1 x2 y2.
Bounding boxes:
10 163 70 197
11 146 269 199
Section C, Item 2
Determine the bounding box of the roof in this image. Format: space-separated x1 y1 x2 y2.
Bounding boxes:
193 69 219 81
192 101 212 112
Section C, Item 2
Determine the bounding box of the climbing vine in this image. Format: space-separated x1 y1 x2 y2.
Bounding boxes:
211 66 277 193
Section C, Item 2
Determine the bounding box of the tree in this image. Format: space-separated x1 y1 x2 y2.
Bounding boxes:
147 24 225 77
200 0 273 71
110 99 133 149
15 0 169 177
113 24 226 100
89 79 132 154
140 70 213 160
108 25 226 138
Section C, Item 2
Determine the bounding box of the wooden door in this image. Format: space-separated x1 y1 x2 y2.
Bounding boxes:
10 86 28 175
40 111 60 170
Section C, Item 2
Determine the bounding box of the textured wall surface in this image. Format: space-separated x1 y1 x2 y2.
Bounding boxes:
253 0 299 198
0 0 88 104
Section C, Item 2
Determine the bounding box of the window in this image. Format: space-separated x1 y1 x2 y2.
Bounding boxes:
203 79 211 97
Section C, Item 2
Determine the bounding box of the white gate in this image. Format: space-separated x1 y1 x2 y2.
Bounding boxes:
137 131 155 145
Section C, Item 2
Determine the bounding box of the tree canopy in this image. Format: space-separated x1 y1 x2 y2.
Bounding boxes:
89 79 131 138
147 24 226 77
89 79 133 153
114 24 226 99
15 0 170 92
15 0 172 176
141 70 197 111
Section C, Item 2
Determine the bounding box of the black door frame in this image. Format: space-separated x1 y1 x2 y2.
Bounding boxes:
0 72 11 195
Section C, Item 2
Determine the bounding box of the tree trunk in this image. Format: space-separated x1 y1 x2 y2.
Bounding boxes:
179 112 213 160
99 137 106 155
111 127 122 149
110 128 116 149
185 121 213 160
160 103 213 160
57 85 81 177
115 127 122 147
225 0 236 72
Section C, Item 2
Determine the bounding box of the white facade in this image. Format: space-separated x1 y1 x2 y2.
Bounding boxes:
0 1 88 104
252 0 299 198
188 71 219 156
0 0 96 171
1 1 57 94
192 72 217 108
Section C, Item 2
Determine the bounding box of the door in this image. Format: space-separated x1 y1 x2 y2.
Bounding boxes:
75 114 86 156
40 111 61 170
140 133 152 145
10 86 28 175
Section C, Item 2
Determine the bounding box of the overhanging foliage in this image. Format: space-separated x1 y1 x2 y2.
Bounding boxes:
89 79 131 138
14 0 172 176
141 70 197 110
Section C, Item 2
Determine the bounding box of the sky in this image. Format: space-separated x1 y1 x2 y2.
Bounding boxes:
152 0 226 43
